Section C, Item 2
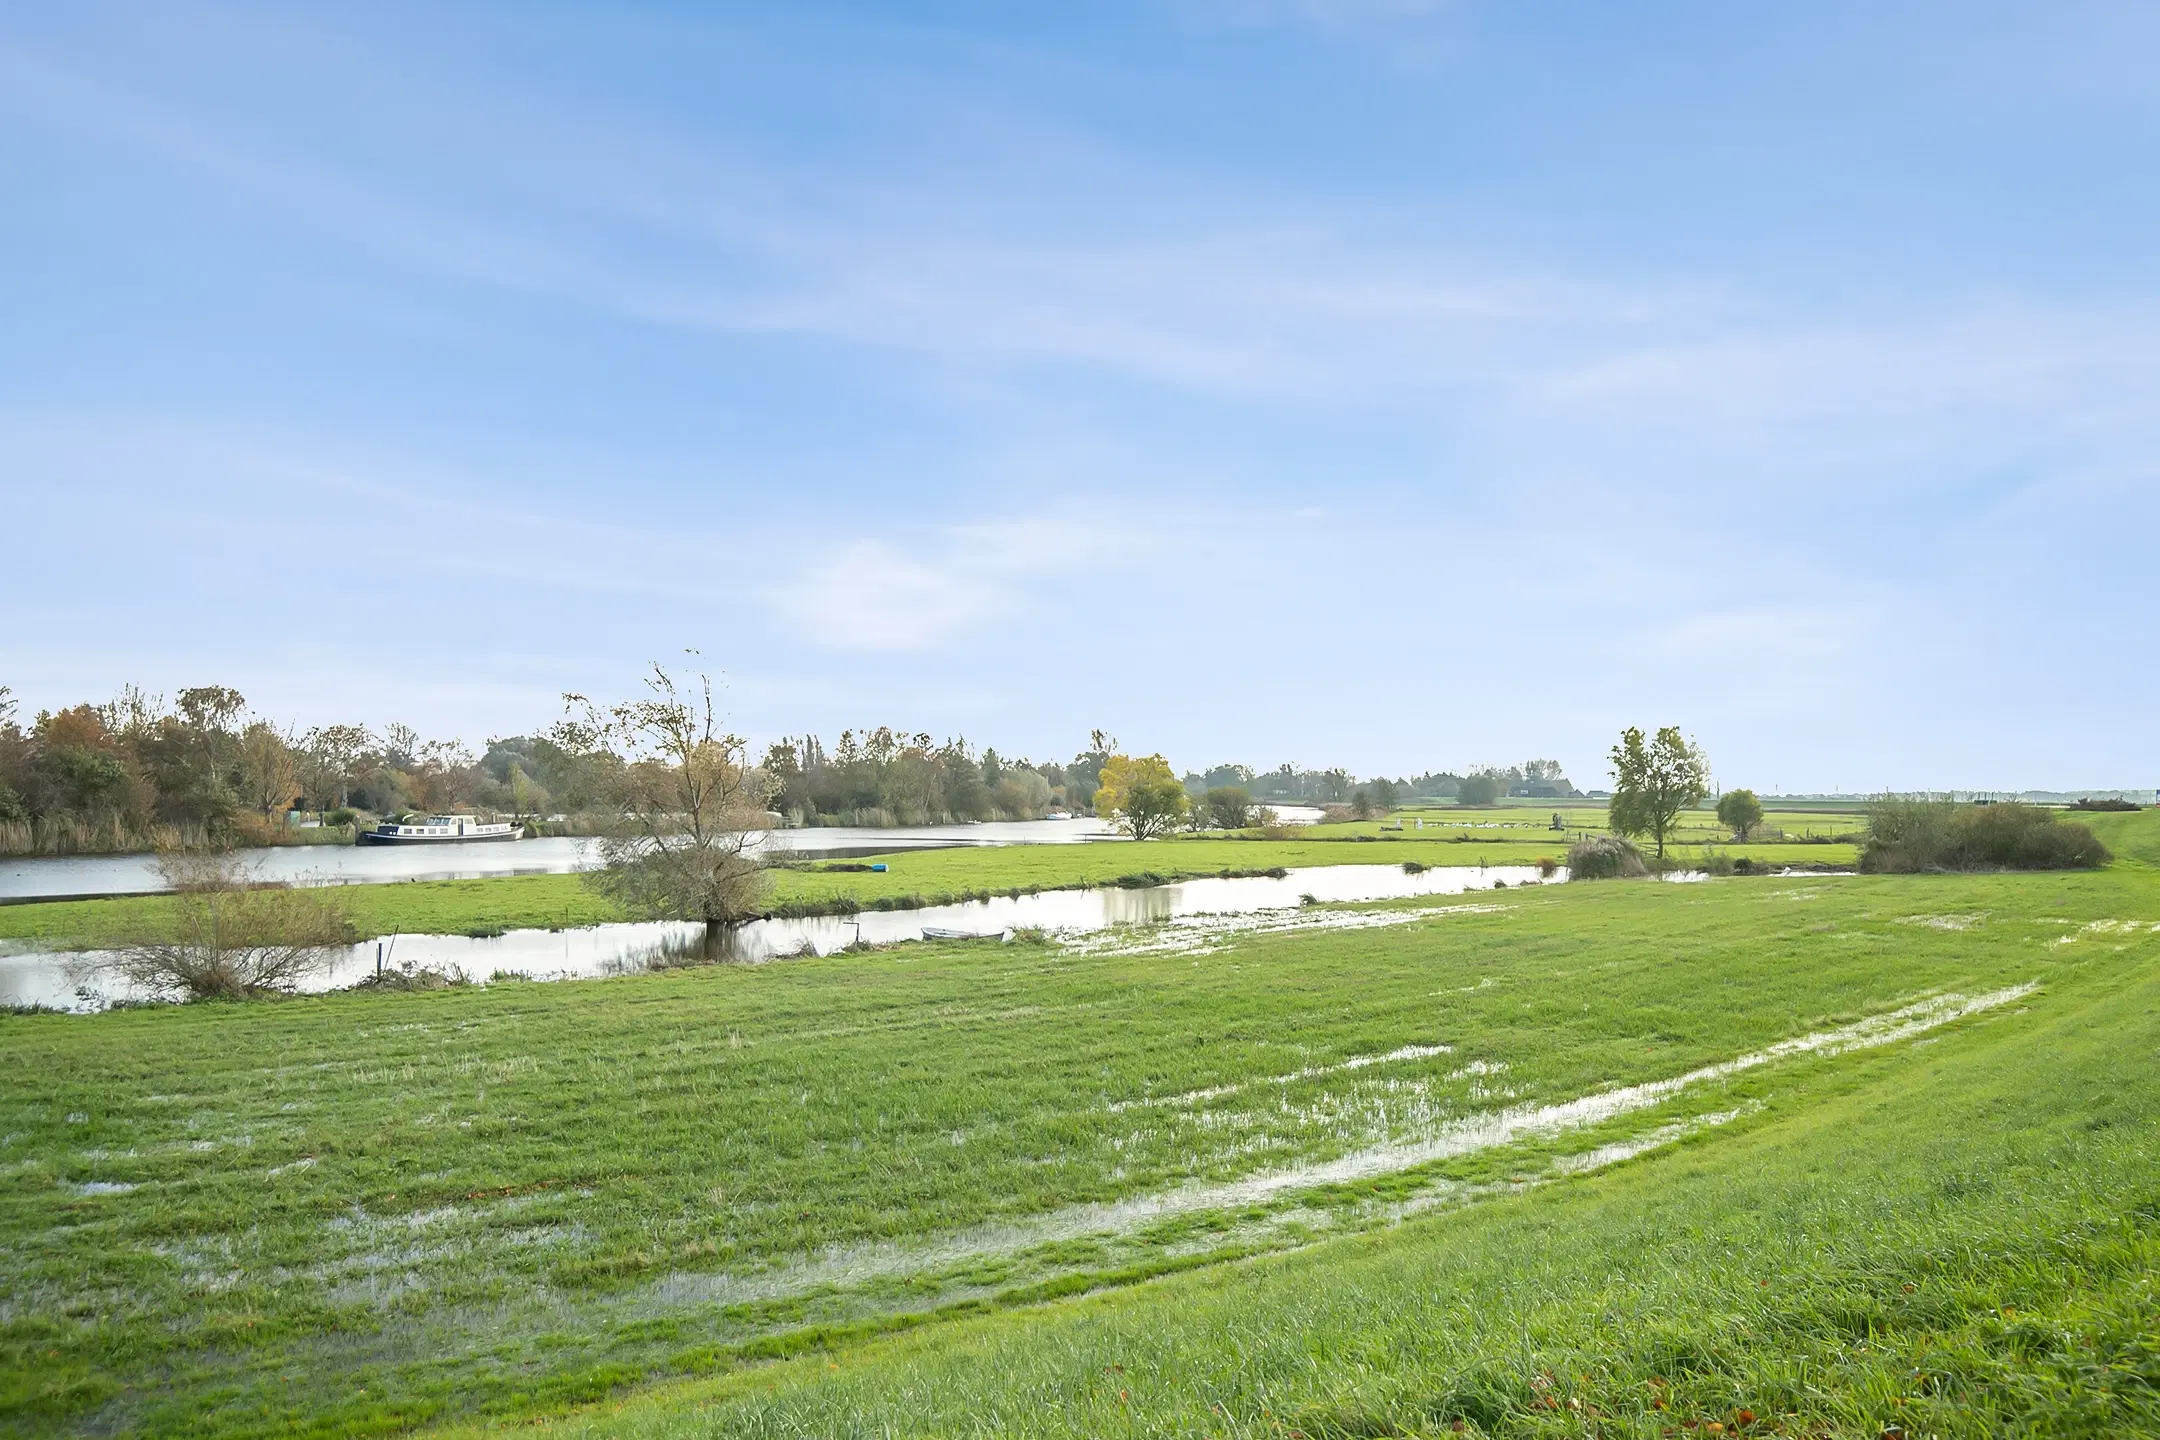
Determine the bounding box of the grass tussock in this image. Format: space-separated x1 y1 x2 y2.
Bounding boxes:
1566 834 1647 879
1861 796 2110 873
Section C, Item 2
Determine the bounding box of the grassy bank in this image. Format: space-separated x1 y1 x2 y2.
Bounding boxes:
1309 801 1869 844
2 827 2152 1435
445 906 2160 1440
0 832 1857 950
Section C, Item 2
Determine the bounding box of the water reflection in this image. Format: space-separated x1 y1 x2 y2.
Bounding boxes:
0 821 1138 902
3 862 1557 1011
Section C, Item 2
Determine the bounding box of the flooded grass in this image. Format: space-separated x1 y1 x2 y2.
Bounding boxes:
0 830 1855 954
1 850 2156 1436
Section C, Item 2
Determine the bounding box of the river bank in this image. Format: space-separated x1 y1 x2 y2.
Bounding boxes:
0 833 1859 955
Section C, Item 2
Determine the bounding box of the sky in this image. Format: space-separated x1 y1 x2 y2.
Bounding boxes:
3 1 2156 792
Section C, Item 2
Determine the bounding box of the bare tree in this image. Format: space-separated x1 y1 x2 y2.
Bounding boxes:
103 850 354 999
555 661 771 946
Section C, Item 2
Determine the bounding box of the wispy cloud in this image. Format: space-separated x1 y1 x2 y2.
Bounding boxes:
771 516 1143 652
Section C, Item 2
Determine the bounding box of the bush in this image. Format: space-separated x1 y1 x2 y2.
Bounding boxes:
1202 786 1254 830
104 850 356 999
324 807 358 829
1566 835 1647 880
2071 796 2141 812
1860 797 2110 873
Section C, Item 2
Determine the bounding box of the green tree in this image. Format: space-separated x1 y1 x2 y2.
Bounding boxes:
1457 771 1503 807
1716 787 1764 841
1095 753 1189 840
1203 786 1253 830
1607 726 1709 859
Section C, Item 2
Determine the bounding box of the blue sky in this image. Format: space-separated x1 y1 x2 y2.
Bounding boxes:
4 1 2155 791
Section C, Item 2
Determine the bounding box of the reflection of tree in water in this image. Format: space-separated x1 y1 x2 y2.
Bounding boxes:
630 921 827 971
1101 885 1178 925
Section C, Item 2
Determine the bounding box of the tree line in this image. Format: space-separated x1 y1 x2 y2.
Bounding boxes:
1187 759 1580 815
757 729 1109 826
3 669 1609 860
0 682 1122 855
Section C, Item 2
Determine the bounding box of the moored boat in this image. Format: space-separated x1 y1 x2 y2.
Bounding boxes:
359 815 522 845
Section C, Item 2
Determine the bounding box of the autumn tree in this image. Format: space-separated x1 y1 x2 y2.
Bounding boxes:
1607 726 1709 859
239 722 303 823
554 661 771 943
1094 753 1189 840
302 724 372 810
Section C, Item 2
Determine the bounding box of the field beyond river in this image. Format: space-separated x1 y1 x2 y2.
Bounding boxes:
0 808 1862 951
1 809 2152 1438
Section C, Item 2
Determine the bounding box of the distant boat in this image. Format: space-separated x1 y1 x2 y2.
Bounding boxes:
359 815 522 846
922 925 1011 942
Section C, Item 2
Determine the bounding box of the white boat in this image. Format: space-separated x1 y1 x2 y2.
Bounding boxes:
359 815 522 846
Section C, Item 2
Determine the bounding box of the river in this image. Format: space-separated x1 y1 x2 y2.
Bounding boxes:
0 809 1335 902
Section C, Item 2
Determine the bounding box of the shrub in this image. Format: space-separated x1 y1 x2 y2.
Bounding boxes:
352 962 472 992
2070 796 2141 812
1860 796 2110 873
1203 786 1254 830
104 850 355 999
1401 860 1427 875
1566 835 1647 880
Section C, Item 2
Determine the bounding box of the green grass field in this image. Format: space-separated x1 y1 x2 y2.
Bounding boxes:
0 822 1859 951
1327 800 1869 844
2 813 2153 1437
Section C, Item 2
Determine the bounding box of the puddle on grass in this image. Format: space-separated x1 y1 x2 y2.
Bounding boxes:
5 863 1561 1011
630 984 2034 1312
1107 1043 1459 1112
2048 918 2160 947
1896 913 1986 931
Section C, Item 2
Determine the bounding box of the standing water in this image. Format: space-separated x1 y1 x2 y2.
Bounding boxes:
2 862 1557 1011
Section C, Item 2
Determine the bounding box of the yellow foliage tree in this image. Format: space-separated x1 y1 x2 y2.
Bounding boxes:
1094 753 1189 840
